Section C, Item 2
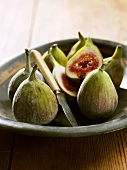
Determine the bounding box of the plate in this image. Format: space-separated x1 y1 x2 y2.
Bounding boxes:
0 38 127 137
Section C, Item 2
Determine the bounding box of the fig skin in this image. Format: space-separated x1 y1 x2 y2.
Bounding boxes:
103 45 125 90
12 65 58 125
8 49 31 101
66 37 103 80
50 44 67 67
77 68 118 120
42 51 53 71
67 32 86 60
8 49 45 101
41 44 67 71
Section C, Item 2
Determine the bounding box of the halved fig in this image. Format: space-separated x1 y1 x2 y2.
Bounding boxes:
67 32 86 60
65 37 103 80
49 52 80 97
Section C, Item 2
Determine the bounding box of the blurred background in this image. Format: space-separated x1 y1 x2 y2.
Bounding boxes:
1 0 127 64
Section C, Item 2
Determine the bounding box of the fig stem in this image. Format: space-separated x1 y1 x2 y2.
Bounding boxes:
78 32 84 41
24 49 31 73
112 45 122 59
100 64 105 71
29 64 37 81
51 44 57 49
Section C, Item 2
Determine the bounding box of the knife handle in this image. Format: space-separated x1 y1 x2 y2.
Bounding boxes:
30 50 60 91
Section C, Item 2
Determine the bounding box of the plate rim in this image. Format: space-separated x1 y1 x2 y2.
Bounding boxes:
0 115 127 137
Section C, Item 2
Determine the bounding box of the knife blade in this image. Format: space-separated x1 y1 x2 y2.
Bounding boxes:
30 50 78 127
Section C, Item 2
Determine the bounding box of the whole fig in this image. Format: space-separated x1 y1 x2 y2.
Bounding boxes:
8 49 45 101
77 67 118 120
50 44 67 67
42 51 53 71
8 49 31 101
103 45 125 90
12 64 58 125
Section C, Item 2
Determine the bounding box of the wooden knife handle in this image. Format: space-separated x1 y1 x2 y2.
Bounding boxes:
30 50 60 91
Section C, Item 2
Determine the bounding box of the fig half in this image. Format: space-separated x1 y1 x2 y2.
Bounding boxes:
49 52 80 97
65 37 103 80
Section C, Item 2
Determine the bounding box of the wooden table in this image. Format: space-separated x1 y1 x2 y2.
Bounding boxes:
0 0 127 169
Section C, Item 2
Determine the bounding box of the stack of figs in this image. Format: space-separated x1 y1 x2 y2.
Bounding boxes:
8 32 125 125
8 49 58 125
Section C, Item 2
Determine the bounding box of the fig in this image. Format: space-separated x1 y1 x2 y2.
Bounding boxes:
103 45 125 90
65 37 103 80
77 67 118 120
8 49 45 101
42 51 53 71
67 32 86 60
50 44 67 67
8 49 31 101
12 64 58 125
49 52 80 97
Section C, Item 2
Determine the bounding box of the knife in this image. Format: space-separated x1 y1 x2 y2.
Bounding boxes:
30 50 78 127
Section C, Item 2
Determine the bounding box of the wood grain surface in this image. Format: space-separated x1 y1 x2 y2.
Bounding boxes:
0 0 127 169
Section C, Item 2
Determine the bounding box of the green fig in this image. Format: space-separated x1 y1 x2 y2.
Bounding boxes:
49 52 80 98
66 37 103 80
103 45 125 90
67 32 86 60
50 44 67 67
77 67 118 120
8 49 31 101
42 51 53 71
8 49 45 101
12 64 58 125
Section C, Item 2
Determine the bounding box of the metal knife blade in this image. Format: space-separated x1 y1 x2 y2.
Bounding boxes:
55 90 78 126
30 50 78 127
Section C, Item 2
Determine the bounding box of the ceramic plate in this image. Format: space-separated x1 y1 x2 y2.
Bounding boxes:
0 38 127 137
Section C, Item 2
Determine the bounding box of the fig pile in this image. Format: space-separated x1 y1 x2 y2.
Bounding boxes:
8 32 125 125
8 49 58 125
